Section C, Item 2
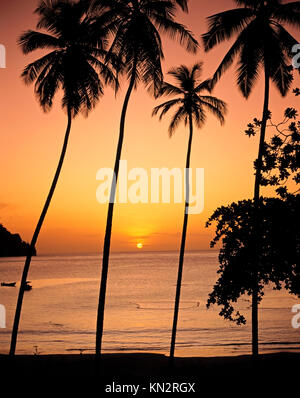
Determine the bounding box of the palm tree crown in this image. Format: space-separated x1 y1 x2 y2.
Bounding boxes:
153 62 227 134
19 0 117 117
91 0 199 96
202 0 300 97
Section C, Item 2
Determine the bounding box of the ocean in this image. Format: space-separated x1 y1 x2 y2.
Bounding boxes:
0 251 299 356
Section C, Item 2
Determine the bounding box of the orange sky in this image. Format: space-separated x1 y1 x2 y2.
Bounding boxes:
0 0 299 254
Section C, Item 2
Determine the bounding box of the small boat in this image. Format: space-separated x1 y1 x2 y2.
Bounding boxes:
24 281 32 291
1 282 16 287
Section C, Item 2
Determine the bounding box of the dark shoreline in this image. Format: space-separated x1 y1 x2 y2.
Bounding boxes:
1 352 299 394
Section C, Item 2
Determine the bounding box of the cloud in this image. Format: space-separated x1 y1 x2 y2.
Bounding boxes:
152 231 209 238
0 203 9 210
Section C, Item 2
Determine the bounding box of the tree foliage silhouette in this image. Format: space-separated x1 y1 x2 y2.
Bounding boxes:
9 0 116 356
244 102 300 198
206 195 300 325
202 0 300 356
207 98 300 346
90 0 199 357
153 62 227 359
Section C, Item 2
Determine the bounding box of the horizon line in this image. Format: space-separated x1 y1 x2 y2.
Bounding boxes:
33 248 219 257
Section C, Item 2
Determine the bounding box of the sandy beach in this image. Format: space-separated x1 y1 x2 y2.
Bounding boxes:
1 352 299 395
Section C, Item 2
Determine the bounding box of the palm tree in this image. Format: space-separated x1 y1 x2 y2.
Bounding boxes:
90 0 199 357
152 63 227 360
9 0 117 356
202 0 300 356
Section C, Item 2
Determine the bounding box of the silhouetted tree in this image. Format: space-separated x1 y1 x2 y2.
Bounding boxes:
206 195 299 325
207 99 300 347
90 0 199 358
9 0 117 356
244 101 300 198
202 0 300 356
153 62 227 359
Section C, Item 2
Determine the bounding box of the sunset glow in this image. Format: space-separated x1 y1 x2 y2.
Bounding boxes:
0 0 299 254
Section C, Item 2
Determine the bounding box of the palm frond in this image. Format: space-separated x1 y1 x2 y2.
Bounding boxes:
272 1 300 28
36 0 73 33
173 0 189 12
263 24 294 96
87 53 119 92
210 30 245 88
190 62 203 82
152 98 183 119
197 97 227 125
269 55 294 96
191 103 206 129
202 8 255 51
142 0 176 17
137 15 164 95
34 58 63 112
159 82 184 97
151 13 199 53
168 105 187 136
168 64 190 81
18 30 60 54
210 18 258 89
234 0 268 8
198 95 227 114
272 22 300 58
237 36 263 98
21 51 58 84
195 79 213 93
140 54 163 97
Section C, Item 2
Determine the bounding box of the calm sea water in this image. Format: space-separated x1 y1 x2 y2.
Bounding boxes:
0 251 299 356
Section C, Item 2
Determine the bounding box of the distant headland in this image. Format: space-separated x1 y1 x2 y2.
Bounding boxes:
0 224 36 257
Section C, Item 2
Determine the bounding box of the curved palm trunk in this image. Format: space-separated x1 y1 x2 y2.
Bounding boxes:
95 61 137 358
170 112 193 360
251 64 270 357
9 106 73 356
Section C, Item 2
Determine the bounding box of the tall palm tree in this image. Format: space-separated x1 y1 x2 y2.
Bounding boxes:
9 0 116 356
202 0 300 356
90 0 199 357
152 63 227 360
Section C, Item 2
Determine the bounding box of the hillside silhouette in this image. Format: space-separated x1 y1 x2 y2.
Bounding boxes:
0 224 36 257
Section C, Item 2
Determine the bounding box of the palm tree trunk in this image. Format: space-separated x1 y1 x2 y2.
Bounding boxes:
251 64 270 357
170 112 193 360
9 106 73 356
95 60 137 358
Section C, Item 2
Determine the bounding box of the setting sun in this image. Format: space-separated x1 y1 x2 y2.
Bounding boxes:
136 243 143 249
